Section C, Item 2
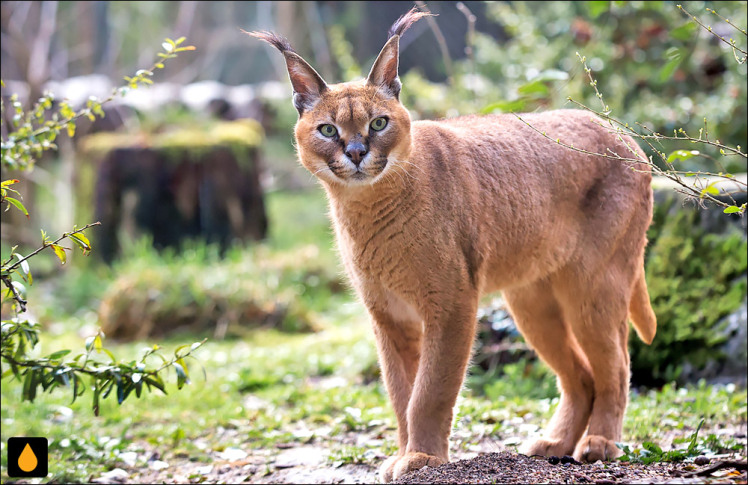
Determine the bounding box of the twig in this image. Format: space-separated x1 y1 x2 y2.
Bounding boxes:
415 1 454 85
683 459 747 477
457 2 477 94
0 338 207 378
677 4 747 64
513 113 744 212
4 221 101 273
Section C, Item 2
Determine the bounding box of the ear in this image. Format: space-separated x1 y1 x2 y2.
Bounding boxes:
245 30 327 114
283 52 328 114
366 35 401 99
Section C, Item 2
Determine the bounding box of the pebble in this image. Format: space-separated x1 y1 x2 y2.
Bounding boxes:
561 455 579 465
694 455 710 466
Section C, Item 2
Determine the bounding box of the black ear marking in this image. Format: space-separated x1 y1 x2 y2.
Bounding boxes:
245 29 328 114
387 6 434 39
367 6 433 99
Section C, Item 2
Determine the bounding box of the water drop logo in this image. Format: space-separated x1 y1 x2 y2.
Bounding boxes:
7 437 48 478
18 443 38 471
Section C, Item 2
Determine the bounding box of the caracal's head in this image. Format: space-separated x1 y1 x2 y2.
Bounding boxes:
247 8 429 188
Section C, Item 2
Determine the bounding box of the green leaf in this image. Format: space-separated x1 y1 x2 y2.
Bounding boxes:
174 362 189 390
93 380 101 416
587 0 609 18
481 99 527 114
67 121 76 138
69 232 92 254
643 441 663 455
4 197 29 217
51 244 67 265
658 47 683 82
47 350 71 360
670 22 697 41
517 80 550 97
700 183 719 196
723 205 741 214
667 149 700 163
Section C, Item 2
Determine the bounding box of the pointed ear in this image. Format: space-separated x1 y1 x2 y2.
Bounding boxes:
366 35 401 99
283 52 328 114
245 30 327 114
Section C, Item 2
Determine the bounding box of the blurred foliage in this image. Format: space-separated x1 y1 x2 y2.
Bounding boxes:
1 37 201 414
97 239 346 340
81 118 263 162
399 1 746 176
630 192 747 385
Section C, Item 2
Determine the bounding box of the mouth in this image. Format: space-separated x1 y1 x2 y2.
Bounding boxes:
326 156 388 184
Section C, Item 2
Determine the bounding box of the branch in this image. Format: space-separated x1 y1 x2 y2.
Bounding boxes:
415 2 454 84
4 222 101 274
677 4 747 64
513 112 745 213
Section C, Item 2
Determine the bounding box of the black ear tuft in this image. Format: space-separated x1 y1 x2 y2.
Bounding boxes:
242 30 295 54
246 29 328 114
387 6 434 39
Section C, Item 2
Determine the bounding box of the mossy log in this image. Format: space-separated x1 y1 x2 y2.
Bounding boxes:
82 121 267 262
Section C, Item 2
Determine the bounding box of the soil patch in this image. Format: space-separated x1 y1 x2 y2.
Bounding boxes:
393 452 747 484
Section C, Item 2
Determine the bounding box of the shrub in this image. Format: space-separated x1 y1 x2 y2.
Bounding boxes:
630 192 748 385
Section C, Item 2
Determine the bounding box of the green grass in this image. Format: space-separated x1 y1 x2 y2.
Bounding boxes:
2 190 746 482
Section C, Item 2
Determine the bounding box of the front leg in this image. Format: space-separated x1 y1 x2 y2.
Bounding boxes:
366 293 424 482
388 295 479 481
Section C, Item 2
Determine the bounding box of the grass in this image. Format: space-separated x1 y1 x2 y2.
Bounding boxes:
2 189 747 483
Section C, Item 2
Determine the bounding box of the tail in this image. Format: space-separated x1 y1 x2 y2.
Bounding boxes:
629 271 657 344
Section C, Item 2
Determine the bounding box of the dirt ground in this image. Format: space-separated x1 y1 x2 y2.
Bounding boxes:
86 426 747 484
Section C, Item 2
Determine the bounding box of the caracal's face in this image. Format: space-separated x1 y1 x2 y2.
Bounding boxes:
294 81 412 187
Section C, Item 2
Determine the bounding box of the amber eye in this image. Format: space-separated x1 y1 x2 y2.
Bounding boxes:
370 117 388 131
319 124 337 137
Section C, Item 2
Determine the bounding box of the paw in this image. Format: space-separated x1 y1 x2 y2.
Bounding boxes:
522 438 575 458
379 455 400 483
573 435 623 462
379 452 445 482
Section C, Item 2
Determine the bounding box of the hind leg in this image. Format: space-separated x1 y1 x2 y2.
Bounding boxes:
503 279 594 457
553 269 631 462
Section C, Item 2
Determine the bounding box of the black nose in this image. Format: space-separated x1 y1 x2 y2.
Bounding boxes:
345 140 368 165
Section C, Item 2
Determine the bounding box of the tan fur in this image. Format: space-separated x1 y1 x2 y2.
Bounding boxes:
249 8 656 482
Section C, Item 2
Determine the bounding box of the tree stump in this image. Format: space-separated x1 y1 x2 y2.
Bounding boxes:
82 120 267 262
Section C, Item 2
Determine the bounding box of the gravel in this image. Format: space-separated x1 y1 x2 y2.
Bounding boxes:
392 451 747 484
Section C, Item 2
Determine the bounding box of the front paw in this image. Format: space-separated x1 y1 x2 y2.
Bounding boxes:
379 452 445 482
379 455 400 483
522 438 575 458
573 435 623 462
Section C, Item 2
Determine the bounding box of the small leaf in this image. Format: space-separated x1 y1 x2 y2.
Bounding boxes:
658 47 683 82
723 205 741 214
700 184 719 196
47 350 71 360
4 197 29 217
69 233 92 254
517 80 550 97
173 362 189 390
15 254 30 275
51 244 67 264
667 149 700 163
67 122 76 138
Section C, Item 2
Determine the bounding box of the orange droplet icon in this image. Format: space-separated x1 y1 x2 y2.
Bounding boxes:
18 443 38 472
